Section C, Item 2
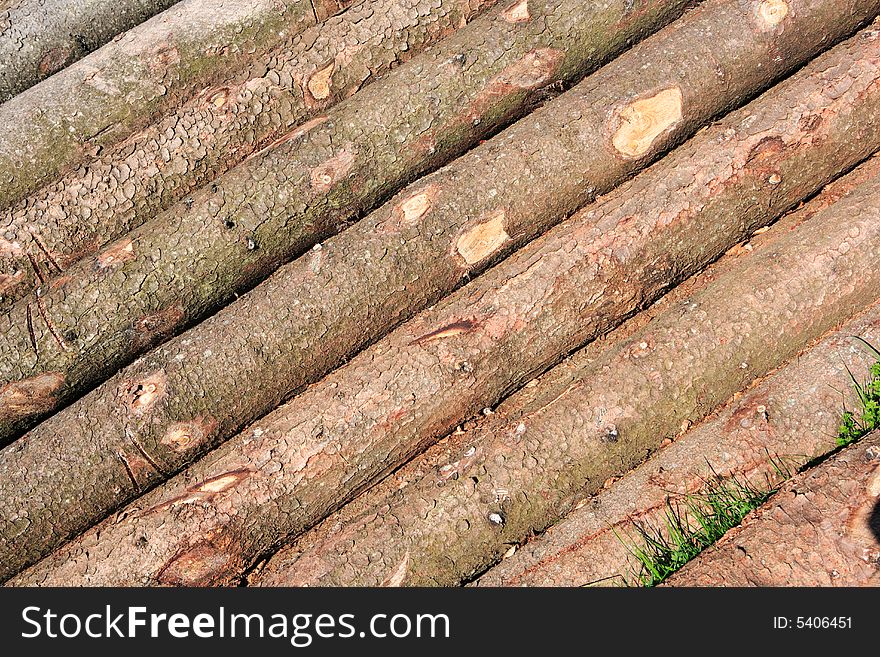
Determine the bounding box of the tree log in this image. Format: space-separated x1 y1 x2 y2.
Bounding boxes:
9 20 880 586
0 0 501 309
474 178 880 586
665 432 880 587
247 166 880 587
0 0 867 440
0 0 331 213
0 0 181 102
0 0 702 441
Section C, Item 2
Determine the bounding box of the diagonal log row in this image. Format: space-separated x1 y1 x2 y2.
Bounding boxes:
1 0 873 446
247 167 880 587
0 0 332 213
0 0 503 309
474 207 880 586
242 189 805 589
0 0 181 102
0 0 710 441
666 432 880 587
9 22 880 585
0 0 878 570
239 198 770 588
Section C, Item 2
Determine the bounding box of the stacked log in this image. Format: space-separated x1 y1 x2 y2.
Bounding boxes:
476 238 880 584
247 160 880 586
0 0 336 212
0 0 716 441
667 433 880 587
0 0 711 441
10 17 880 585
0 0 504 308
0 0 181 101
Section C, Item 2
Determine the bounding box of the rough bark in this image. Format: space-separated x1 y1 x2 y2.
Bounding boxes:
0 0 181 102
244 170 880 587
240 202 761 588
0 0 326 213
475 236 880 585
0 0 501 310
10 25 880 586
0 0 704 442
0 0 867 442
665 432 880 587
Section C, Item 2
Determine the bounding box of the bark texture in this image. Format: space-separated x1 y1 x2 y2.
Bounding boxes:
0 0 501 310
246 172 880 587
0 0 323 213
0 0 180 102
0 0 703 442
10 27 880 586
477 261 880 584
0 1 880 580
0 0 867 442
666 433 880 587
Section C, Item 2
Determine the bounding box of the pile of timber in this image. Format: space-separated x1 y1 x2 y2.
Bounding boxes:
2 0 880 587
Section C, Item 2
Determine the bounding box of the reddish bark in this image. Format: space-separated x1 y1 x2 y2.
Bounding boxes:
667 433 880 587
248 164 880 586
11 20 880 586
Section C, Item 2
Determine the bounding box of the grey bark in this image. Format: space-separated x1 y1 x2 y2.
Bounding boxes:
0 0 700 440
0 0 320 212
0 0 499 310
0 0 181 102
